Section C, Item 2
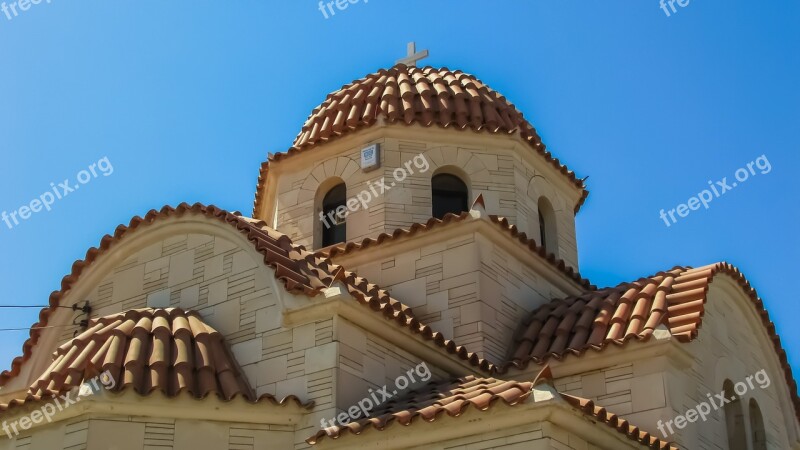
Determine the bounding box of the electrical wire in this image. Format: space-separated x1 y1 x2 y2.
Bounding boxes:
0 305 76 309
0 303 91 331
0 324 80 332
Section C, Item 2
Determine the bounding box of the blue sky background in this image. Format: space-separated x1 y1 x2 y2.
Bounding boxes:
0 1 798 378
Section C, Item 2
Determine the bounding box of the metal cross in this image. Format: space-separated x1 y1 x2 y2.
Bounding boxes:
396 42 429 67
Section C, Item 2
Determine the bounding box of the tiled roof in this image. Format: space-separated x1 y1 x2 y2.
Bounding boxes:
1 308 310 414
307 376 533 445
320 211 593 290
0 203 493 387
560 394 679 450
508 263 800 423
252 64 588 217
509 268 682 364
307 367 677 449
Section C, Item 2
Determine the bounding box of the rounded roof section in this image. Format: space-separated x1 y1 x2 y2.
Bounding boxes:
289 64 543 151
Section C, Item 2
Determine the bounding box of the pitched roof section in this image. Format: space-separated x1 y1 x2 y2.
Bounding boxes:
508 262 800 423
509 268 682 365
1 203 494 387
307 376 533 445
320 212 593 290
307 367 677 449
560 394 678 450
253 64 588 217
2 308 310 414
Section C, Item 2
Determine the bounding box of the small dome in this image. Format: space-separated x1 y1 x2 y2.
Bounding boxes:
257 64 587 216
288 64 544 153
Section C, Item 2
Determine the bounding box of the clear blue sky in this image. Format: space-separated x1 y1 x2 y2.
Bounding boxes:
1 1 798 377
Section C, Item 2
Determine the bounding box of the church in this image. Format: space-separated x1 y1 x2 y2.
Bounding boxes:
0 47 797 449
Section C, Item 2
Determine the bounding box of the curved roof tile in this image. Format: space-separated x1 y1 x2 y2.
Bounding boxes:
1 308 311 415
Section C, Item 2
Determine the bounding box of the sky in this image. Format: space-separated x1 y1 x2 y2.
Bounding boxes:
0 1 798 379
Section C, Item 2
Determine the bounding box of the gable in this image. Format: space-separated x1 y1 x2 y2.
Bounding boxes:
676 275 800 445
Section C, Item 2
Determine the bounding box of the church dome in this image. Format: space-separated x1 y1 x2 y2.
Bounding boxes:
286 64 546 154
258 64 587 216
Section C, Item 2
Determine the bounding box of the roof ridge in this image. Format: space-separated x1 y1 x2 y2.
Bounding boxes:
318 212 593 290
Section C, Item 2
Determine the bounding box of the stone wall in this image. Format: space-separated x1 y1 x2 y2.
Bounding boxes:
336 227 576 364
268 128 580 269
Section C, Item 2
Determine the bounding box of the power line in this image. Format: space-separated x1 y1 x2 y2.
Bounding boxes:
0 305 76 309
0 324 81 332
0 302 92 332
0 302 90 312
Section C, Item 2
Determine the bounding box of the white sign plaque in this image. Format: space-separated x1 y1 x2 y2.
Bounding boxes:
360 144 380 172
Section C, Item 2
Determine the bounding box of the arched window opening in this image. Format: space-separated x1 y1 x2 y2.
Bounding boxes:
321 183 347 247
537 197 558 256
749 399 767 450
432 173 468 220
538 211 547 250
723 380 747 450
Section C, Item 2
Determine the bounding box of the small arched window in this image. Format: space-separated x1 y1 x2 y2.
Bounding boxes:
749 399 767 450
537 197 558 255
723 380 747 450
432 173 468 219
321 183 347 247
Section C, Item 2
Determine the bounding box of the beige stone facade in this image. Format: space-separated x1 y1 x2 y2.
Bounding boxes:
258 124 582 269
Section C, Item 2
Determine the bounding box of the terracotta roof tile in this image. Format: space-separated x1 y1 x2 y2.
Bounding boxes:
1 203 494 387
252 64 588 217
307 366 677 449
319 211 593 290
508 262 800 423
306 375 535 445
560 394 679 450
1 308 311 415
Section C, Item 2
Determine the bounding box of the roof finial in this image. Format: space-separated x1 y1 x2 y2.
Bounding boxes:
469 193 487 219
396 42 429 67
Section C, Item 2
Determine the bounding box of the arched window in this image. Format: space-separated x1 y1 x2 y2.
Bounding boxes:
749 399 767 450
723 380 747 450
537 197 558 255
432 173 468 219
321 183 347 247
